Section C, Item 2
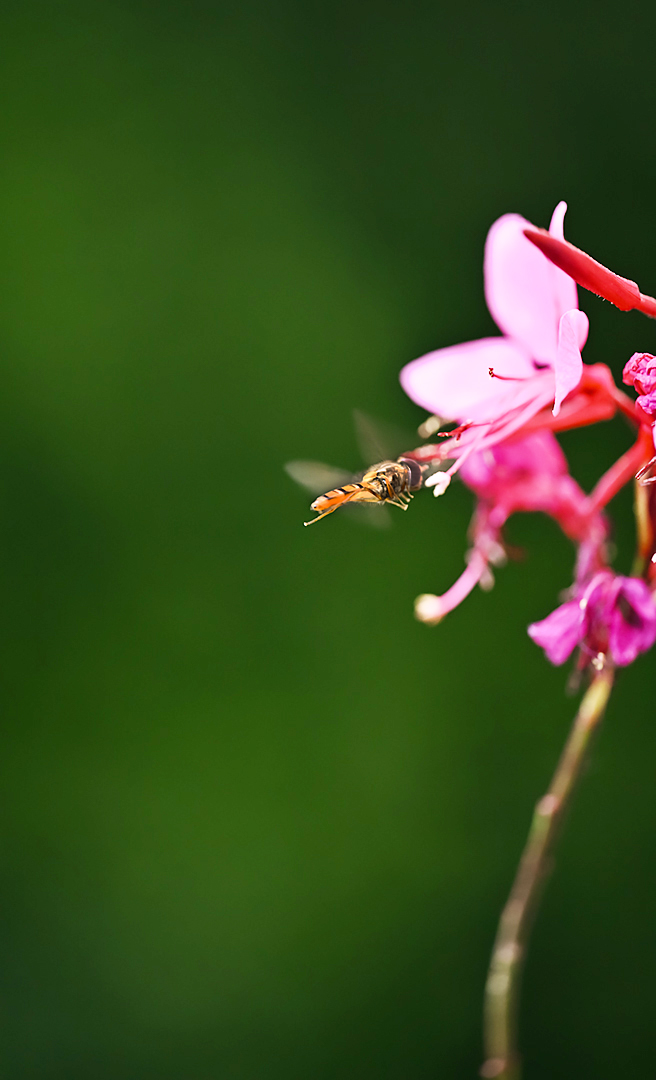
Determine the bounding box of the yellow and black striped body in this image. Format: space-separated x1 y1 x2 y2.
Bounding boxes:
305 458 423 525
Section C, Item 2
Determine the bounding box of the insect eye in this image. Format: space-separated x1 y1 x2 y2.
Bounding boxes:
399 457 423 490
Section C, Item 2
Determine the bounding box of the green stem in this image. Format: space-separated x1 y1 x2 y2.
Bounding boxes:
480 666 614 1080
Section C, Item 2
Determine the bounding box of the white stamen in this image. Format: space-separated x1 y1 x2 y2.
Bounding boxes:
426 472 451 497
479 567 495 592
414 593 444 625
486 541 507 567
425 470 446 487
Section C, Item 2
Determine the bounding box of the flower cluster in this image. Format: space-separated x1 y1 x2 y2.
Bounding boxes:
623 352 656 417
528 572 656 669
400 203 656 673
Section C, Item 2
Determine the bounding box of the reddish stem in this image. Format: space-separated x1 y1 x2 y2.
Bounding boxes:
587 424 654 513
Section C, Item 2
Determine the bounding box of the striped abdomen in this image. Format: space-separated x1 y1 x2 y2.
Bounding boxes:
310 482 380 514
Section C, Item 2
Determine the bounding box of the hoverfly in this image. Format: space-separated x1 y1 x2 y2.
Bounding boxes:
285 410 430 526
301 457 424 525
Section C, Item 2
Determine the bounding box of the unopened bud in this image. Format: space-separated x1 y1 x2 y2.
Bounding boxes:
623 352 656 415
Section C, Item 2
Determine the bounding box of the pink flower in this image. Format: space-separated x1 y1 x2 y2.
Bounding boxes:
402 203 652 638
414 430 608 624
400 203 589 490
528 572 656 668
527 599 586 666
456 430 597 544
623 352 656 416
401 204 641 502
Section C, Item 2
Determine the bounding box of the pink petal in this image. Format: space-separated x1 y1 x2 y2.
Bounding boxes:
549 201 568 239
484 212 578 364
553 309 587 416
459 431 568 495
527 600 585 665
548 202 579 318
489 429 569 477
608 576 656 666
399 337 535 423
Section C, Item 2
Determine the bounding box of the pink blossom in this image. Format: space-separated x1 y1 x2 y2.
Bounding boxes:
456 430 597 544
400 203 589 492
526 600 585 666
400 204 653 641
414 430 608 624
623 352 656 416
401 205 641 502
528 571 656 668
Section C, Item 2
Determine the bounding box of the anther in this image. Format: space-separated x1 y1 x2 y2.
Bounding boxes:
488 368 526 381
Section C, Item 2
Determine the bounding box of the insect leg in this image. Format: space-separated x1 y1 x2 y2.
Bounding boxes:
304 505 341 525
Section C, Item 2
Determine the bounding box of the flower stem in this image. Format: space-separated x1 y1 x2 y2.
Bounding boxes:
480 666 614 1080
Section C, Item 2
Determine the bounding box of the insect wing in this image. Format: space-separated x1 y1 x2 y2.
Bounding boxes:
352 409 416 465
284 459 391 529
350 503 391 530
353 408 453 485
284 460 352 496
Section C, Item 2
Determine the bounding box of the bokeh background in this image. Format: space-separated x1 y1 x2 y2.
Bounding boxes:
1 2 656 1077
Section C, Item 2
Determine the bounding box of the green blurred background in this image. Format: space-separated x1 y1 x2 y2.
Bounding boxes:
1 2 655 1076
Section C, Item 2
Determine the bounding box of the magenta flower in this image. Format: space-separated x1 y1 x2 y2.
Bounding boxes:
400 202 589 491
414 430 608 624
528 571 656 668
295 198 656 1080
399 202 652 635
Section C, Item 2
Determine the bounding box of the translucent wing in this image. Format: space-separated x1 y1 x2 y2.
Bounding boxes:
350 503 391 530
353 409 416 464
352 408 449 487
284 459 391 529
286 411 419 529
284 460 352 496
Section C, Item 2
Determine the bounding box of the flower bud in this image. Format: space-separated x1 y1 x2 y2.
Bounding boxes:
623 352 656 415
